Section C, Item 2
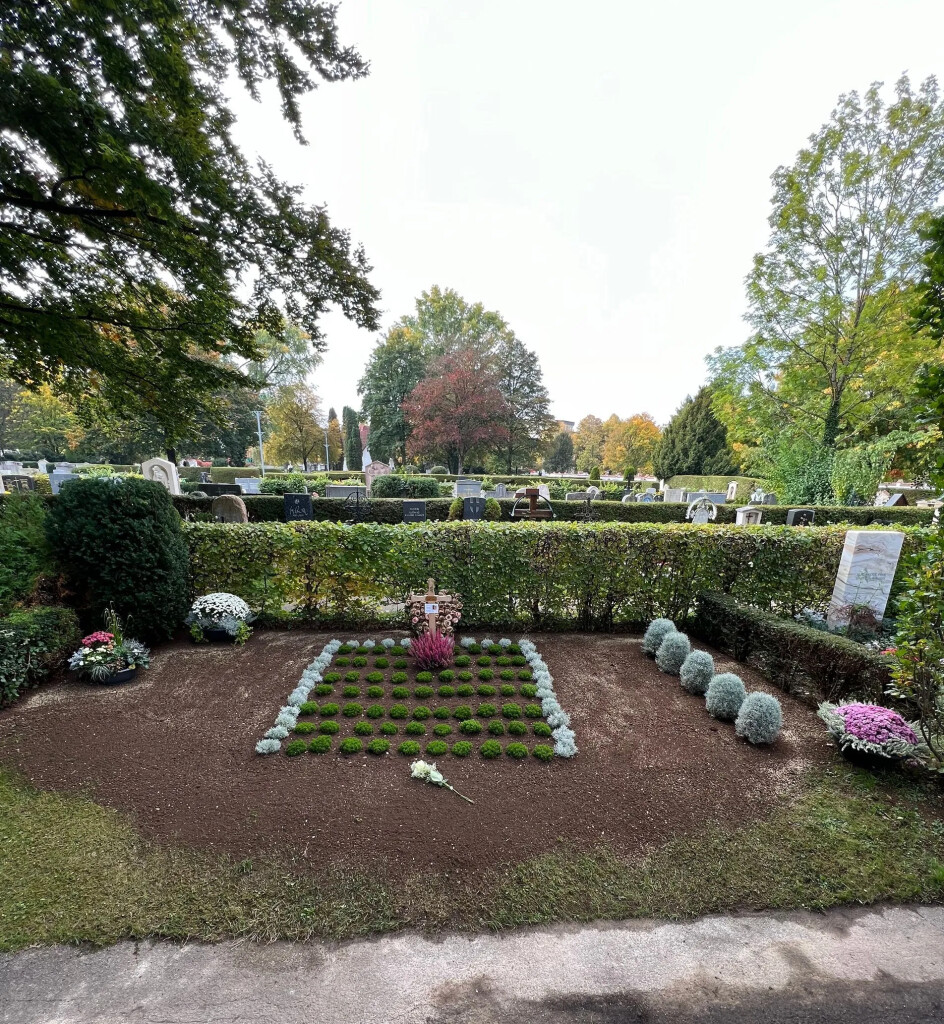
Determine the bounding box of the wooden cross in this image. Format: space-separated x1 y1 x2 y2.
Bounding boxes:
411 578 454 636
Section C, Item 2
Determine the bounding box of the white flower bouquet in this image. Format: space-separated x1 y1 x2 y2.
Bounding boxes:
186 592 253 645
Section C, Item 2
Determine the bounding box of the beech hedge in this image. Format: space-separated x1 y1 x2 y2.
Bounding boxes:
184 520 874 630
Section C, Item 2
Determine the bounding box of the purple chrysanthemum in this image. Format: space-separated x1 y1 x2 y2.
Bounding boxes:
833 703 918 746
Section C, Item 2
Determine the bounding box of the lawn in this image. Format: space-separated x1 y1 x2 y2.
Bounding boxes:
1 631 943 950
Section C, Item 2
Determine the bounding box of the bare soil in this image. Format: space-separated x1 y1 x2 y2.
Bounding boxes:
0 631 831 875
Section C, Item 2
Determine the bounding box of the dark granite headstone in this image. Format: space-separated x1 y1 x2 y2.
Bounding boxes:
284 492 313 521
786 508 815 527
199 482 241 497
1 474 34 492
463 496 486 521
402 500 427 523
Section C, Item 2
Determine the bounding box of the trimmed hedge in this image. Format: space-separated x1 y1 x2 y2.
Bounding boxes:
0 606 80 706
185 520 873 630
690 592 892 706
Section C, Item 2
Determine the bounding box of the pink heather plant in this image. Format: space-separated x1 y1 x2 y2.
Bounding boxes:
410 631 455 671
818 701 918 760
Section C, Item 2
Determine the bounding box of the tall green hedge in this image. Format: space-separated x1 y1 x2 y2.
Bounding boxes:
183 521 867 630
0 606 80 706
47 477 189 640
0 493 50 615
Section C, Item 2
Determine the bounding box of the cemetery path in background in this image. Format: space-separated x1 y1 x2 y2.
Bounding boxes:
0 631 830 874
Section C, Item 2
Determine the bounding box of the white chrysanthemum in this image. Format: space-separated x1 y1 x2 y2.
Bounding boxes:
189 592 250 623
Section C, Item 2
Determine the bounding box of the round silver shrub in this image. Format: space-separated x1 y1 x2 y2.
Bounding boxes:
679 650 714 695
655 631 691 675
705 673 747 720
642 618 676 656
735 692 783 744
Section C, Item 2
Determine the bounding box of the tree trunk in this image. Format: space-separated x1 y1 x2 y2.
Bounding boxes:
822 396 842 447
165 446 177 464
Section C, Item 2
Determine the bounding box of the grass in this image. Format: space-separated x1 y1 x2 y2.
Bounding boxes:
1 766 943 950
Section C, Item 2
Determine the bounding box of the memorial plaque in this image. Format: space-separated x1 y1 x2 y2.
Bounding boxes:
0 474 34 492
284 492 313 521
463 496 486 521
402 499 427 523
198 482 242 497
786 508 815 527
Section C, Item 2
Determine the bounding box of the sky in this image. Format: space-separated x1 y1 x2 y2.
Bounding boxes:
228 0 944 427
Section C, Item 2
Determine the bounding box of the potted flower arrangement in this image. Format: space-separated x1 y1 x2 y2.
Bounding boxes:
186 592 253 645
68 610 150 685
817 701 919 765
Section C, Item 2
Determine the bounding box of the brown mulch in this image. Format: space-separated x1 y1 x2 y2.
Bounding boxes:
0 631 832 875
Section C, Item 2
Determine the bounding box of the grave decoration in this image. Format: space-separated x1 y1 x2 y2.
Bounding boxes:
410 759 474 803
343 491 370 523
685 496 717 525
510 487 554 520
407 578 462 636
186 592 253 645
575 496 599 522
68 609 150 685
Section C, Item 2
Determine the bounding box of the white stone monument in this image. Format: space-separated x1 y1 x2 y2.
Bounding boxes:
141 457 181 495
826 530 905 630
735 505 763 525
726 481 739 502
686 496 717 525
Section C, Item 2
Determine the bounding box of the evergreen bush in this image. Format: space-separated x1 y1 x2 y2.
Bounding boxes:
642 618 676 655
735 692 784 744
706 673 747 720
655 632 691 674
679 650 715 695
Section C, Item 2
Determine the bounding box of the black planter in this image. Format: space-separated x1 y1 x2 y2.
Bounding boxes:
101 667 138 686
840 744 902 769
205 627 234 643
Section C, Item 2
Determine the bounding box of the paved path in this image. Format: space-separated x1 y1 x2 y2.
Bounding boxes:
2 905 944 1023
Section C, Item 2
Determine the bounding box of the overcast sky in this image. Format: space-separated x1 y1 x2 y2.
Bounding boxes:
229 0 944 427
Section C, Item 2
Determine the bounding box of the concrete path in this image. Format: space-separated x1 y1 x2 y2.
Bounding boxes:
2 905 944 1023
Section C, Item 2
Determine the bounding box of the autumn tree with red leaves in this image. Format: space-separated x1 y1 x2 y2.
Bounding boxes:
403 352 508 473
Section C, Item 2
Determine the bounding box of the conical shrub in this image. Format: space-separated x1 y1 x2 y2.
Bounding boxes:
705 672 747 720
655 631 691 675
679 650 714 695
642 618 676 656
735 692 783 744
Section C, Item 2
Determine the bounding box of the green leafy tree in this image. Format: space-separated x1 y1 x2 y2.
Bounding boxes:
653 388 735 480
491 336 554 472
544 430 575 473
0 1 379 439
236 325 323 395
267 386 324 471
326 409 344 470
5 384 83 457
357 327 427 465
573 415 605 473
709 75 944 458
395 286 512 361
342 406 362 471
913 215 944 486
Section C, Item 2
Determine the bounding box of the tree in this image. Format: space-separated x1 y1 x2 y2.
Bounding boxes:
236 325 323 394
544 431 575 473
601 414 661 475
357 327 427 465
395 286 512 361
0 1 379 439
709 75 944 456
266 386 324 470
403 352 508 474
326 410 344 470
342 406 362 471
491 336 554 472
573 415 605 473
652 387 735 480
913 215 944 485
5 384 84 457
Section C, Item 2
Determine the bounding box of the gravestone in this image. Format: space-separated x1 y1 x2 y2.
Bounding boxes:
493 483 508 498
402 500 427 523
455 479 482 498
198 482 241 497
326 485 366 500
786 508 815 527
36 459 49 475
141 457 181 495
0 475 4 494
565 490 591 501
884 492 909 507
874 488 891 506
638 493 655 503
235 477 260 494
735 505 763 525
826 530 905 629
621 493 635 504
364 460 392 495
212 494 248 523
664 487 685 503
726 481 739 502
199 471 212 483
763 493 778 505
750 487 766 504
284 493 313 521
49 471 78 494
463 496 486 521
0 474 34 492
686 497 717 525
0 461 23 473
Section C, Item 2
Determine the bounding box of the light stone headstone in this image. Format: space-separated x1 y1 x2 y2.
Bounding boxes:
364 460 392 495
50 472 78 494
621 493 635 504
36 458 49 475
735 505 763 525
141 457 181 495
326 484 366 499
763 493 778 505
664 487 685 503
455 478 482 498
566 490 591 501
827 530 905 630
0 475 4 494
726 481 739 502
235 477 261 494
686 496 717 525
874 488 891 507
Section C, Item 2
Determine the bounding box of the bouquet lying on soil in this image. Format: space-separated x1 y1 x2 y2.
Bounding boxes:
186 592 253 645
68 612 150 682
818 701 919 761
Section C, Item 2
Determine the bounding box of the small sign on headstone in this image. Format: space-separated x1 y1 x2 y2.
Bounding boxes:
284 492 314 521
463 496 486 520
402 499 427 523
786 508 815 527
424 601 439 616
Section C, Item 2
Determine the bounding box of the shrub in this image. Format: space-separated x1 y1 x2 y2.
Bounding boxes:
477 703 497 717
370 474 440 498
367 739 390 755
319 720 340 735
285 740 307 757
510 655 526 666
679 650 714 695
499 669 515 681
48 477 188 640
412 705 431 719
379 722 398 735
352 657 367 668
411 631 454 670
502 703 522 718
488 720 505 735
323 672 342 683
343 682 359 694
518 671 533 681
299 701 318 715
477 656 491 667
391 648 406 658
642 618 677 656
818 702 918 759
356 646 370 655
459 719 482 735
438 685 455 697
705 673 747 720
344 672 360 684
466 643 481 654
522 703 542 718
342 702 363 717
366 686 383 698
433 723 452 736
391 685 409 698
314 683 333 697
337 645 353 654
451 741 473 757
456 682 474 695
414 685 434 698
656 631 691 674
506 743 529 759
374 657 389 668
438 669 455 682
532 721 552 737
426 740 448 756
415 671 433 683
507 720 528 736
0 493 50 615
339 738 363 755
293 721 316 735
319 703 339 716
398 740 421 756
735 693 783 744
433 706 451 719
366 671 384 684
480 740 502 759
476 684 496 696
0 607 80 707
405 721 425 735
335 657 350 667
353 721 373 736
478 669 494 681
500 684 516 696
389 703 409 718
453 705 472 720
309 736 332 753
520 684 537 698
454 656 471 667
533 744 554 762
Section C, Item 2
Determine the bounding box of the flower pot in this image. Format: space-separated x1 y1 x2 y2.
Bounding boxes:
205 627 234 643
100 667 138 686
839 745 903 769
